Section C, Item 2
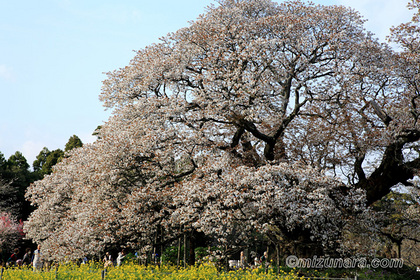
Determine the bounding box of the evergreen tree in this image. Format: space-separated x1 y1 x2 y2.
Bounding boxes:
0 152 19 217
41 149 64 175
0 153 7 177
92 126 102 139
33 147 50 173
5 152 32 220
32 147 51 180
65 135 83 153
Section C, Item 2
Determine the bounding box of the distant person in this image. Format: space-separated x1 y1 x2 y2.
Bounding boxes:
254 256 260 267
116 249 126 266
240 251 246 268
32 245 43 271
260 251 269 271
260 251 268 263
103 252 113 268
7 248 19 266
22 248 32 266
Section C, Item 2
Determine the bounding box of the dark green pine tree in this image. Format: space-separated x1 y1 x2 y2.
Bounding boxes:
32 147 51 180
65 135 83 153
92 125 102 140
0 152 7 178
0 152 20 216
41 149 64 175
4 152 32 220
32 135 83 179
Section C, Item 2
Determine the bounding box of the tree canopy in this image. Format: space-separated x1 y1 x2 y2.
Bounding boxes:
65 135 83 153
25 0 420 261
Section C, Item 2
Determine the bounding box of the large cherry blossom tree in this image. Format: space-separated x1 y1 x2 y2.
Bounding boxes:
25 0 420 261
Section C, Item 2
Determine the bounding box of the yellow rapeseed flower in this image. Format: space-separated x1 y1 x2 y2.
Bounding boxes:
0 261 312 279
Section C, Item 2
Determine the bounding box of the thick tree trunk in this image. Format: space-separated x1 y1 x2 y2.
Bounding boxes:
356 130 420 205
276 245 280 275
398 241 402 259
177 235 181 267
189 233 195 266
183 233 187 268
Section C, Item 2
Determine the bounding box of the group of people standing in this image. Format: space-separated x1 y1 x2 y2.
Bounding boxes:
102 249 127 268
4 245 128 271
6 245 42 271
3 244 134 272
4 245 130 272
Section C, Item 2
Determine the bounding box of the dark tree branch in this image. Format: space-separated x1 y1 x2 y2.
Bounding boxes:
231 127 245 148
370 100 392 126
354 153 366 181
357 129 420 205
235 116 274 144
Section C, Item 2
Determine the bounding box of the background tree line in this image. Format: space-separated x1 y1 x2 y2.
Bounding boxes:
0 135 83 262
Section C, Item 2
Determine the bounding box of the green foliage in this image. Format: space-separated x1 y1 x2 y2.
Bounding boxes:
372 191 420 256
33 147 50 173
195 247 208 260
2 152 32 219
124 252 137 264
7 151 30 184
92 125 102 139
0 179 20 217
0 152 7 177
373 191 417 220
65 135 83 152
32 147 51 181
162 246 183 265
161 246 218 266
0 134 82 219
41 149 64 175
33 135 83 178
0 134 82 221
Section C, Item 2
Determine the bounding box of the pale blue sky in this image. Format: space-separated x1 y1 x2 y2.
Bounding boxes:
0 0 414 166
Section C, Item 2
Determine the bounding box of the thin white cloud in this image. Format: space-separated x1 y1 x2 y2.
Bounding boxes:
21 140 45 166
0 64 15 82
78 131 97 145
